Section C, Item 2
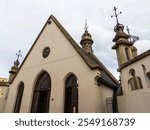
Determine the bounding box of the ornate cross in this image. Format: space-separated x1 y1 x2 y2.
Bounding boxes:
111 6 122 24
84 19 88 32
16 50 22 61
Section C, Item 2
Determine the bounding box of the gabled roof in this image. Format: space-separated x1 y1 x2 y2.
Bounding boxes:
10 15 119 88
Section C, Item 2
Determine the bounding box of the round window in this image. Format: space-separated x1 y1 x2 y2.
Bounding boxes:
42 47 50 58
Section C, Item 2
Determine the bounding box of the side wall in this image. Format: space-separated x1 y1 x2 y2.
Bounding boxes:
94 84 114 113
117 92 150 112
0 86 9 112
118 54 150 112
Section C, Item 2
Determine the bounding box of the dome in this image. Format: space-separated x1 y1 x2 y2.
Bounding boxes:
80 30 93 45
114 23 124 32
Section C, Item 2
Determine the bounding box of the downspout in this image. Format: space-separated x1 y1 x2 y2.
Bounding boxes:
113 88 119 113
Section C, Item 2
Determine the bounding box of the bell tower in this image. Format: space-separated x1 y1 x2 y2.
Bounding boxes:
80 20 93 53
8 50 22 83
111 7 136 68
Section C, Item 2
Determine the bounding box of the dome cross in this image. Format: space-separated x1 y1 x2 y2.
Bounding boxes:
111 6 122 24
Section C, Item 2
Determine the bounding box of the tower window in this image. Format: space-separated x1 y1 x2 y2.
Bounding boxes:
125 47 130 61
142 64 150 87
147 72 150 80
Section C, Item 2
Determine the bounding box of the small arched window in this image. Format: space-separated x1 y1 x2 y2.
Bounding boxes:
125 47 130 61
64 74 78 113
14 82 24 113
128 69 143 90
142 64 150 87
147 72 150 80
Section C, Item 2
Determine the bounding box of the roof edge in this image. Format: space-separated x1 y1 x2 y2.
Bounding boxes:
120 49 150 69
0 81 9 86
97 77 119 90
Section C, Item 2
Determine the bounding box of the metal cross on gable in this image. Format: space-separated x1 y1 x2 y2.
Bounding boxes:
111 6 122 24
16 50 22 61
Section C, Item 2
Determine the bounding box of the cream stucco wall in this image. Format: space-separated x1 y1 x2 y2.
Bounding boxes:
94 84 113 113
117 91 150 112
0 86 9 112
5 18 114 113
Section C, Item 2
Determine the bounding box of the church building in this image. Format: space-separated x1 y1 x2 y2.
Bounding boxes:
1 7 150 113
0 15 119 113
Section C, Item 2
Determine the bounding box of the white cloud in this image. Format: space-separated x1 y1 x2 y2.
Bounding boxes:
135 40 150 54
0 0 150 79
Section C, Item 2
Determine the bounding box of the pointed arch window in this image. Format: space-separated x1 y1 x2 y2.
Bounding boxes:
125 47 130 61
14 82 24 113
31 71 51 113
64 74 78 113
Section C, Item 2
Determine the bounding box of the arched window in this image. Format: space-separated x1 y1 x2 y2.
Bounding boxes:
147 72 150 80
31 71 51 113
64 74 78 113
125 47 130 61
14 82 24 113
128 69 143 90
142 64 150 87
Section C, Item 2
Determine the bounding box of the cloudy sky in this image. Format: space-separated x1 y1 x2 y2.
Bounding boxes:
0 0 150 79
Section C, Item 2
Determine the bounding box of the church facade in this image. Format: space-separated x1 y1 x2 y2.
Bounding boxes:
0 15 119 113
